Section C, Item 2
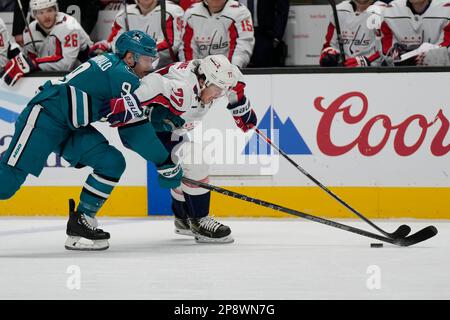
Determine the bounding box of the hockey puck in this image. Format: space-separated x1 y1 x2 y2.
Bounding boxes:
370 243 383 248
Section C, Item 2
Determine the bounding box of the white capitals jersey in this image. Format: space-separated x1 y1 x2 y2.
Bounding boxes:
180 1 255 68
0 18 19 68
23 12 92 71
134 59 247 132
322 0 385 65
107 2 184 68
380 0 450 55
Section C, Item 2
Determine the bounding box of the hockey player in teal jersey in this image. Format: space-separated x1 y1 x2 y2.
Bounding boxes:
0 30 162 250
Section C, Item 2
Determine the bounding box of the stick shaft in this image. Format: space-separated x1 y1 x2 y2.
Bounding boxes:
159 0 177 62
123 0 130 31
328 0 346 64
16 0 38 53
182 177 397 245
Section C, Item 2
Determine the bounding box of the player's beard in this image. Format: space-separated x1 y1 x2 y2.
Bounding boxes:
37 14 57 30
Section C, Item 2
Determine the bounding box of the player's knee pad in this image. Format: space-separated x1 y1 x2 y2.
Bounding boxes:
181 161 209 196
0 163 26 199
94 147 126 181
181 174 209 196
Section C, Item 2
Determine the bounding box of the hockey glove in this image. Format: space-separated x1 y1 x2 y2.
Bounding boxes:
344 56 370 67
227 97 257 133
157 156 183 189
384 43 409 65
1 52 37 86
418 46 450 66
108 93 144 127
148 104 186 132
319 47 340 67
89 40 112 57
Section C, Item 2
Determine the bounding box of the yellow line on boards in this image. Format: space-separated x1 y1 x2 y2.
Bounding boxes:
0 186 148 217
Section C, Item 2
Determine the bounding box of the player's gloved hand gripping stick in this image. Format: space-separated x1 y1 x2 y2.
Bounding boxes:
1 52 38 86
107 93 145 127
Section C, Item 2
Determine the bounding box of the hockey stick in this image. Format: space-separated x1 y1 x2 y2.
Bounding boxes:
328 0 346 65
182 177 437 247
16 0 38 53
159 0 177 62
254 128 412 240
122 0 130 31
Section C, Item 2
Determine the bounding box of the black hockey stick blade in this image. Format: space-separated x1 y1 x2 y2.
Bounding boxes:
390 224 412 238
396 226 438 247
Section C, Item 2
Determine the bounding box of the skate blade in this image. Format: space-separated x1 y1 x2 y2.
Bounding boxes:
64 236 109 251
194 235 235 244
175 228 195 237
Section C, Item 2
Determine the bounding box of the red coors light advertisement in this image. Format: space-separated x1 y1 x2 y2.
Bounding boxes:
314 91 450 157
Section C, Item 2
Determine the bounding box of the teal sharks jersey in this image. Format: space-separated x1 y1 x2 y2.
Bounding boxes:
29 53 140 129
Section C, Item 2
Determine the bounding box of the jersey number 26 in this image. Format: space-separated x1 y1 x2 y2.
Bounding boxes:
64 34 78 47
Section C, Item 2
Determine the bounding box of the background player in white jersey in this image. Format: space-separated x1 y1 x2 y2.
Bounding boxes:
380 0 450 65
320 0 385 67
111 55 257 243
0 17 21 70
90 0 184 68
180 0 255 68
1 0 93 86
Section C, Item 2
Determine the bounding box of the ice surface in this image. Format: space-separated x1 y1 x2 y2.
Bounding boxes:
0 217 448 300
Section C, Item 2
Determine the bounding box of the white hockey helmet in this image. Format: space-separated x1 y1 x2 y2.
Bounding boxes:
30 0 59 17
198 55 238 90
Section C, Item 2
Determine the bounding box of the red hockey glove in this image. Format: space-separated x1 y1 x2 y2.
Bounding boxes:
344 56 370 67
107 93 144 127
1 52 37 86
320 47 340 67
89 40 112 57
227 97 257 133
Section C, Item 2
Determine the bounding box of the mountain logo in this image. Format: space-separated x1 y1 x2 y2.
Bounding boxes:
243 106 312 155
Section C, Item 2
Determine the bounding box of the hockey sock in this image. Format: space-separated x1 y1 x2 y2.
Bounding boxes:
77 173 119 217
171 196 190 219
183 191 211 219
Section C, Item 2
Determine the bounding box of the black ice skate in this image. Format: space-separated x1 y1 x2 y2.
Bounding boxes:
174 217 194 237
65 199 110 251
189 216 234 244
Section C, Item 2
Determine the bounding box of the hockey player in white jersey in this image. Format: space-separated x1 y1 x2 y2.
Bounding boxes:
0 17 21 70
180 0 255 68
320 0 385 67
1 0 92 86
380 0 450 65
90 0 184 68
110 54 257 243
